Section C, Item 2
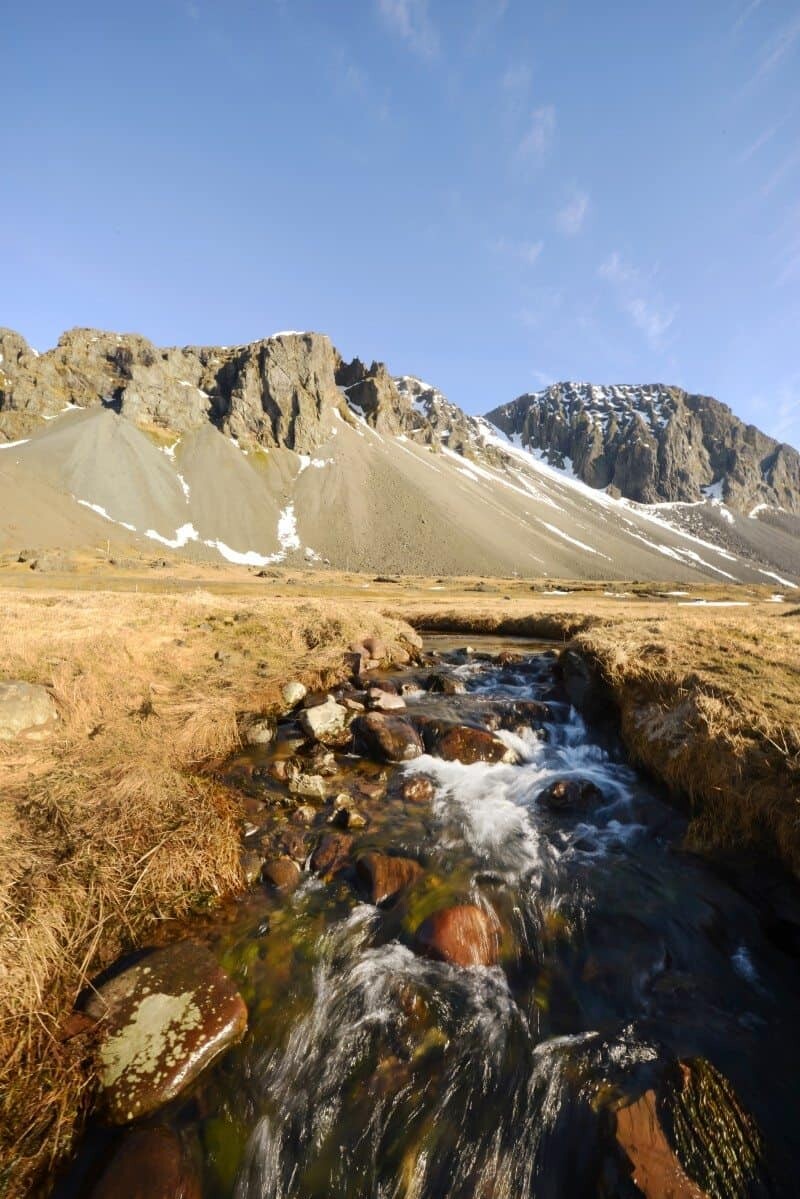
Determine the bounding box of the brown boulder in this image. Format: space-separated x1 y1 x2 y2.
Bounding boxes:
537 777 604 813
433 725 514 765
310 831 353 876
356 852 424 905
90 1126 201 1199
415 904 500 967
351 712 423 763
400 775 436 804
261 857 302 893
85 942 247 1123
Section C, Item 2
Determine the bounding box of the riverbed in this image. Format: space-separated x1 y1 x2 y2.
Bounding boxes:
61 638 799 1196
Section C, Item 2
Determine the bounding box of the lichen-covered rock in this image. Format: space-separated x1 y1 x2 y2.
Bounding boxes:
85 941 247 1123
0 680 58 740
281 680 307 708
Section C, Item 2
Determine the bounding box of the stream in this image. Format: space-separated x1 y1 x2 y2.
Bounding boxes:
64 637 799 1197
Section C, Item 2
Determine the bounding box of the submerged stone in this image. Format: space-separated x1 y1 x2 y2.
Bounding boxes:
90 1126 201 1199
414 904 501 967
537 777 604 813
614 1057 771 1199
356 852 424 905
85 942 247 1123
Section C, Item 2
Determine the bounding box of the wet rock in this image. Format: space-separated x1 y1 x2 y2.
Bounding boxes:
267 758 296 782
0 680 58 740
239 849 263 885
261 857 302 893
357 852 424 905
368 687 406 711
90 1126 201 1199
614 1058 769 1199
243 718 274 748
537 777 604 813
426 673 466 695
400 775 436 804
351 712 424 763
342 696 366 712
290 804 317 826
415 904 501 967
433 724 515 765
288 773 326 802
488 699 552 731
281 679 307 708
85 942 247 1123
298 696 349 742
310 831 353 876
329 793 368 830
274 827 310 862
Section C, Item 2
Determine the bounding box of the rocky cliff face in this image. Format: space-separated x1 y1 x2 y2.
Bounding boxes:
0 328 365 454
4 329 799 519
486 382 800 514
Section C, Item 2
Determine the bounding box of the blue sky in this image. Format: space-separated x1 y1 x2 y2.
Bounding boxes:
5 1 800 445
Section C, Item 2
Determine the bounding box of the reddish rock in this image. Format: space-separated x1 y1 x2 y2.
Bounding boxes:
433 725 514 765
261 857 302 893
356 852 424 905
351 712 423 763
85 942 247 1123
310 831 353 876
401 775 435 804
615 1089 705 1199
90 1126 201 1199
415 904 500 967
537 777 604 813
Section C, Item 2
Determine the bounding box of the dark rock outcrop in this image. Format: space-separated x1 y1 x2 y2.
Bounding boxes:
356 852 424 905
487 381 800 514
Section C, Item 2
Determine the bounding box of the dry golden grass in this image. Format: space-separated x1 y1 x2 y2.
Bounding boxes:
0 588 412 1197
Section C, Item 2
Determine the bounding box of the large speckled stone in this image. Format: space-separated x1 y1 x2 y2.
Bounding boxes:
85 941 247 1123
0 680 58 740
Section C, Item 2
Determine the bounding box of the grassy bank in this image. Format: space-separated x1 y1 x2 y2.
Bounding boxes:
0 589 413 1197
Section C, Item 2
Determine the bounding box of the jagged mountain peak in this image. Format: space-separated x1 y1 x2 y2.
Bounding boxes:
486 382 800 513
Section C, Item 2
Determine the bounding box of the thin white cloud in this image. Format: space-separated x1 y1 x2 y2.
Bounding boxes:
493 236 544 265
732 0 764 35
518 105 556 164
377 0 439 58
599 252 677 348
749 12 800 85
556 191 590 235
760 146 800 198
737 125 777 164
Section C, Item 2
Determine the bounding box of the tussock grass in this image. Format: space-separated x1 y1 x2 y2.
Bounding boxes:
0 589 412 1197
568 612 800 875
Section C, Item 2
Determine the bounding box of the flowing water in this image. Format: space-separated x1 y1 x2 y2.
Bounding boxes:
66 639 800 1196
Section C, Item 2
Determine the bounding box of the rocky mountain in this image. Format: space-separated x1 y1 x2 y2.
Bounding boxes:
0 327 798 585
487 382 800 514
